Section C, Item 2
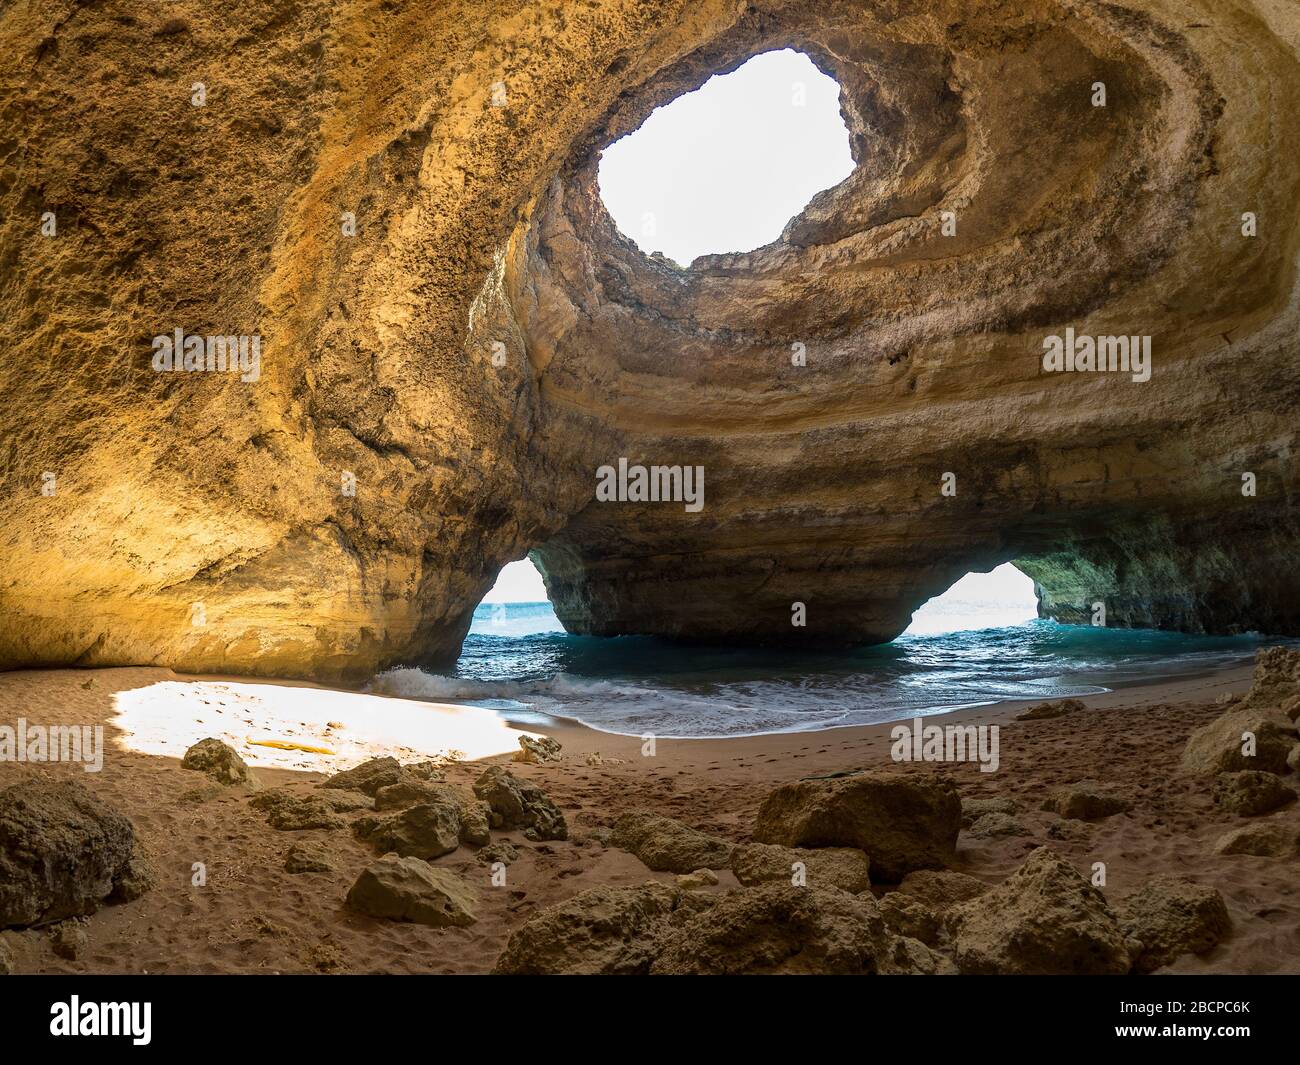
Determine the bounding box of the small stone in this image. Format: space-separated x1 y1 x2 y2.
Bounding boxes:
181 738 258 787
1047 818 1093 842
676 868 720 890
109 853 154 903
1042 781 1131 821
896 869 991 911
50 920 87 960
284 842 333 873
1212 821 1300 857
477 841 520 865
317 789 372 813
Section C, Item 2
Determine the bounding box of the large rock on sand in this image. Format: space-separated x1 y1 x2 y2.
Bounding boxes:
473 766 566 841
948 848 1130 974
181 738 258 787
610 811 733 873
353 802 463 860
321 756 406 796
731 842 870 893
1112 875 1231 973
0 779 142 927
651 884 951 975
345 854 478 927
375 781 491 845
754 772 960 882
896 869 991 912
1211 771 1296 816
1212 821 1300 857
494 882 688 975
1181 707 1297 776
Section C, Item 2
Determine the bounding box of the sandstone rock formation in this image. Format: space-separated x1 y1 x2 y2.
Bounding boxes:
1181 706 1298 776
1212 821 1300 857
731 841 870 893
1112 875 1231 974
345 854 478 928
0 779 145 927
1014 699 1084 722
1 2 1298 679
754 772 960 881
353 803 463 861
321 758 406 797
947 848 1131 975
609 810 734 873
493 882 690 975
181 738 258 788
1211 771 1296 817
473 767 567 841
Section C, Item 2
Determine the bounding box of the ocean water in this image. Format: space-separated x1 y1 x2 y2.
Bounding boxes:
370 598 1272 740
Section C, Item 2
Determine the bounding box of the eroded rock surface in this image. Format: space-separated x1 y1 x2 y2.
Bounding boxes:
1112 876 1231 974
0 2 1297 677
948 848 1130 975
754 772 960 881
0 780 143 927
610 811 733 873
345 854 478 928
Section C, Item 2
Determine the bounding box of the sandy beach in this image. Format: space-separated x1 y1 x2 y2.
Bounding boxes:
1 659 1296 975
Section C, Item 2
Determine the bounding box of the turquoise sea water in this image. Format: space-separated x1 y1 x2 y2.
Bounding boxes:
371 600 1273 739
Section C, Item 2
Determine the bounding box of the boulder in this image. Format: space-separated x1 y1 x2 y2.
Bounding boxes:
316 789 373 813
494 882 686 975
948 848 1130 974
1014 698 1084 721
1042 781 1131 821
896 869 990 912
1112 875 1231 973
353 802 462 860
610 811 733 873
960 795 1018 826
180 738 258 787
967 811 1031 838
250 791 343 831
472 766 567 841
0 779 140 927
1241 646 1300 709
1211 771 1296 817
375 781 490 845
284 842 333 873
320 756 405 796
345 854 478 927
731 842 870 893
1180 707 1297 776
1282 695 1300 724
753 771 960 882
1212 821 1300 857
650 884 933 975
512 735 563 764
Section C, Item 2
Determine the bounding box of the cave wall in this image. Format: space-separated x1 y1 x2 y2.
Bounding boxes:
0 0 1297 681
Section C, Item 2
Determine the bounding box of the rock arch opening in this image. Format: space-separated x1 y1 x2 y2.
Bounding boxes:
596 48 854 266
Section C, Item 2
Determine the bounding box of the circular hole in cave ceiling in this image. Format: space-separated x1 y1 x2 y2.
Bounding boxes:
596 48 855 267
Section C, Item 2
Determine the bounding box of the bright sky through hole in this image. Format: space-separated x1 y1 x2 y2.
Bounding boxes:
597 49 855 265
